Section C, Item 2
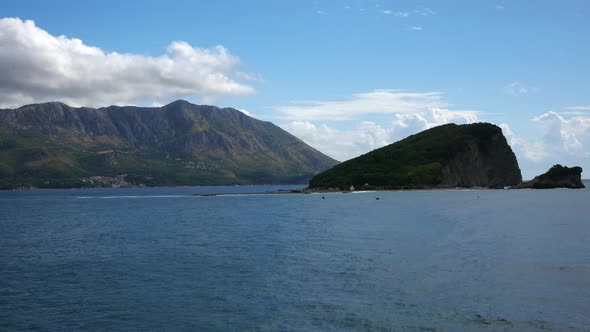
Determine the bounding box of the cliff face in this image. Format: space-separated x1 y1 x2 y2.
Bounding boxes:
515 165 585 189
0 101 338 188
441 131 522 188
309 123 522 189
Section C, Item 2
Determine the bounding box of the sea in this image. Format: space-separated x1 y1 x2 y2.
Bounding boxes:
1 183 589 331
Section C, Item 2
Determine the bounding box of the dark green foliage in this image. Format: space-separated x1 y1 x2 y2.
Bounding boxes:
545 164 583 178
309 123 509 189
520 164 585 189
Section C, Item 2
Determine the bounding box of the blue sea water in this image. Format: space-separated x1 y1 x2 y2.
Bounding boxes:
1 184 589 331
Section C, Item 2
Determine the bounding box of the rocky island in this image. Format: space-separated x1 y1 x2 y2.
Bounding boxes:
309 123 522 190
515 164 585 189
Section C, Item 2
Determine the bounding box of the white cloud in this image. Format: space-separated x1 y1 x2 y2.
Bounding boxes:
235 71 263 82
415 7 436 16
501 112 590 178
410 26 423 31
383 10 409 17
500 123 549 163
567 105 590 111
281 121 391 161
283 108 590 178
0 17 256 108
496 5 505 10
392 108 479 137
238 108 257 118
532 112 588 153
281 108 479 162
275 89 465 121
503 81 535 96
279 88 590 178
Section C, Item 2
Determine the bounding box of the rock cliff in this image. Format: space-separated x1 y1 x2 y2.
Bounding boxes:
309 123 522 189
440 130 523 188
515 165 585 189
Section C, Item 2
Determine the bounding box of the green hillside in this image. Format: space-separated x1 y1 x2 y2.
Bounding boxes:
0 101 338 189
309 123 522 190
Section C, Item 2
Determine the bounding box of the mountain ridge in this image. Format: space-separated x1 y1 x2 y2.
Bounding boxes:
0 100 338 189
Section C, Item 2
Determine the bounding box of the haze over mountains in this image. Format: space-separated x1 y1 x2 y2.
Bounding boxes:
0 100 338 188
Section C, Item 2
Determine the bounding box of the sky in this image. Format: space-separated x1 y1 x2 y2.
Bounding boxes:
1 0 589 179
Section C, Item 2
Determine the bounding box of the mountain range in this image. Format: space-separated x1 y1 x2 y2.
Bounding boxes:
0 100 338 189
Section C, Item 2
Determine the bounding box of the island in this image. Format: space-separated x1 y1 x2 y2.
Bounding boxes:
514 164 585 189
308 123 523 190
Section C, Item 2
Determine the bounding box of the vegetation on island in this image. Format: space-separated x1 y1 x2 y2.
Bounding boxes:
544 164 583 178
309 123 522 190
515 164 585 189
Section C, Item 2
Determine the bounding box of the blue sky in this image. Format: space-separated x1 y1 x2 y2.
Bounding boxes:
2 1 590 178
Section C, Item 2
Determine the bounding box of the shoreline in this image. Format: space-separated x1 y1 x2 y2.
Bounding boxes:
0 183 306 191
4 181 586 193
192 186 500 197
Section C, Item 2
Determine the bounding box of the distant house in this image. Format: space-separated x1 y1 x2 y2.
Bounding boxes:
349 184 355 191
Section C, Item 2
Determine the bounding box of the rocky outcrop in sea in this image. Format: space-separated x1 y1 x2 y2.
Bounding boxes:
515 165 585 189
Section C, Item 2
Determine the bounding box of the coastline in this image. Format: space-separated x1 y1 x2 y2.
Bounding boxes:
192 186 500 196
5 181 587 193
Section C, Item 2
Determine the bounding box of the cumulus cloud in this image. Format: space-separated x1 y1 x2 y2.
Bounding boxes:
283 106 590 178
0 17 256 108
275 89 462 121
392 108 478 138
276 90 479 160
532 112 589 153
500 123 549 163
280 121 392 161
281 108 478 162
501 112 590 178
